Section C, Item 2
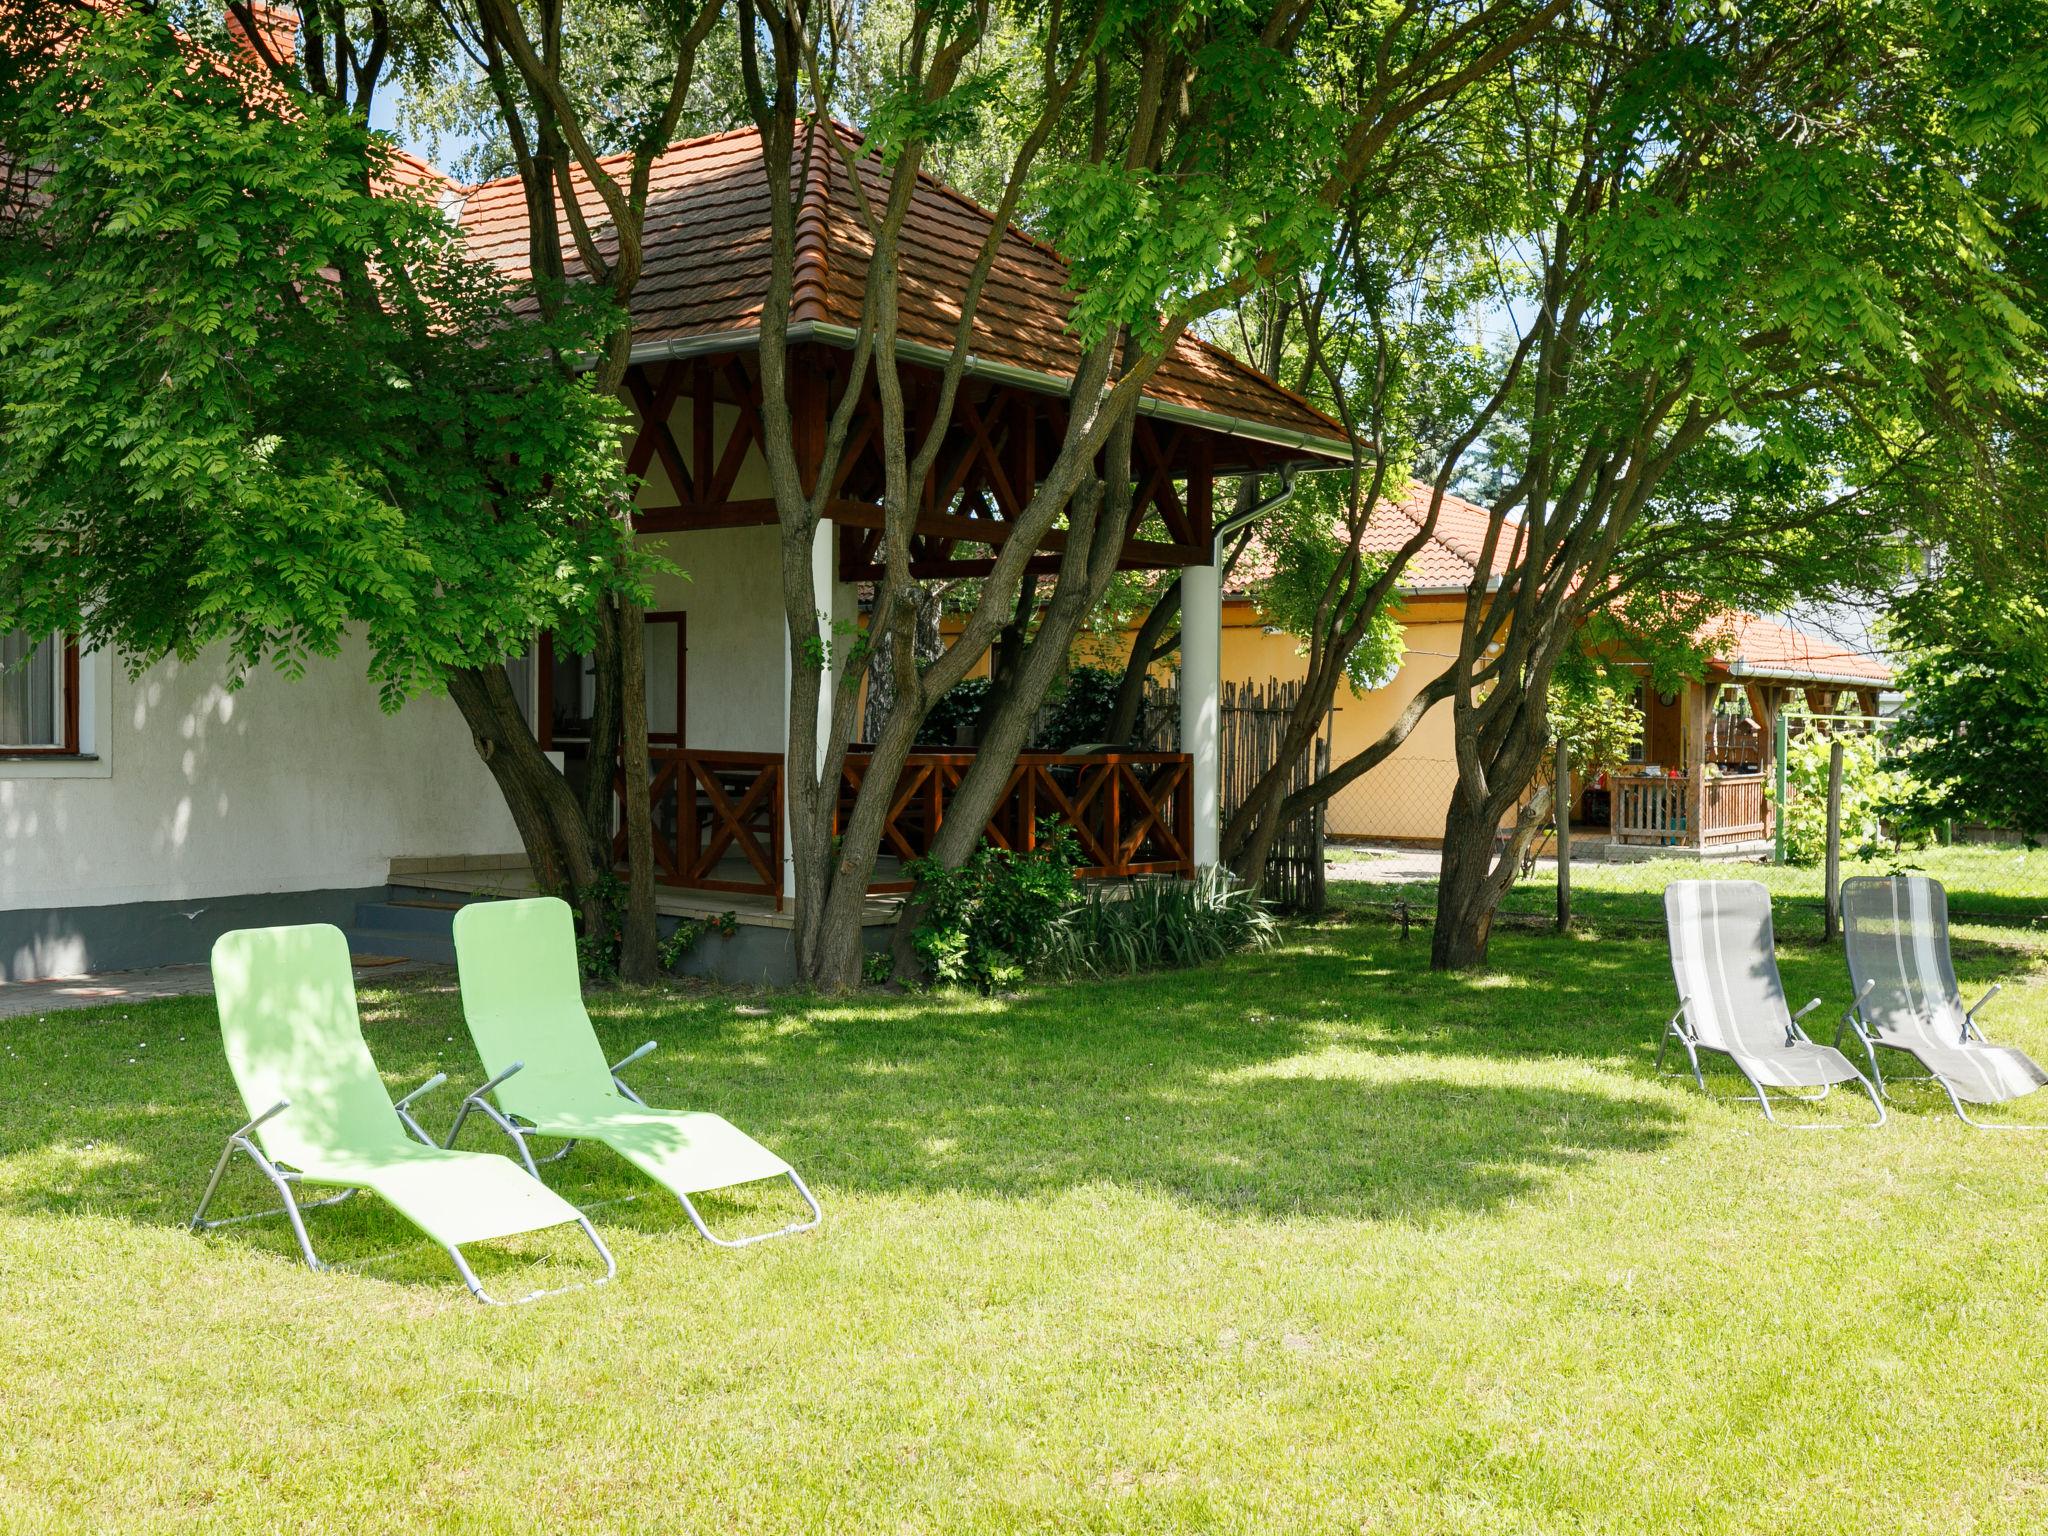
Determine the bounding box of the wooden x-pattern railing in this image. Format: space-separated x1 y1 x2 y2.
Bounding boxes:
838 750 1194 892
616 749 785 903
621 748 1195 904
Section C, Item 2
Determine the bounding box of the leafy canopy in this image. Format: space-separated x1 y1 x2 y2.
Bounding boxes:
1888 570 2048 839
0 6 639 706
1248 478 1407 694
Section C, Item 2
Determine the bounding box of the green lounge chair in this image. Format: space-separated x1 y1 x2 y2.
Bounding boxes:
192 924 615 1303
446 897 821 1248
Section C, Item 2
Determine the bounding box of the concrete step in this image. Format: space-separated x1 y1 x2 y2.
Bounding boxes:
352 898 467 936
345 926 456 966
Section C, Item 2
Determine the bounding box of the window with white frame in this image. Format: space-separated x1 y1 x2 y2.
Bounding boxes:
0 629 78 753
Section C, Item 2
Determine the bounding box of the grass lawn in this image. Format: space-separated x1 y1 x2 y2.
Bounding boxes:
1351 843 2048 947
6 887 2048 1532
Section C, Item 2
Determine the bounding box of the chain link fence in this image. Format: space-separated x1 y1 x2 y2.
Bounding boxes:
1323 713 2048 952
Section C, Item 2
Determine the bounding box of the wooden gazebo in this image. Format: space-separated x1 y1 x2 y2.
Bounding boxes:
455 125 1354 903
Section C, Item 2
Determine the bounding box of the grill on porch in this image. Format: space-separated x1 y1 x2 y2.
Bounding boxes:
617 749 1195 906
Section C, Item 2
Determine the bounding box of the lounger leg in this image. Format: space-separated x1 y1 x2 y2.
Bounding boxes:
191 1131 352 1270
446 1094 544 1179
1742 1071 1886 1129
1862 1045 2046 1126
1656 1017 1709 1094
1948 1087 2048 1130
442 1215 617 1305
673 1171 824 1249
1740 1068 1777 1123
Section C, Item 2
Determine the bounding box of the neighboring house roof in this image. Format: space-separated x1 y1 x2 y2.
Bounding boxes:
1225 481 1514 596
2 1 297 235
1700 612 1892 689
454 124 1352 462
1221 480 1894 689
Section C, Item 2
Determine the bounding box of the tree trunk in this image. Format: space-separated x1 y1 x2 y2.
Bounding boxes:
1430 788 1511 970
1107 573 1179 746
974 573 1040 743
885 508 1122 977
445 664 611 940
615 595 659 982
578 599 622 852
1431 771 1553 971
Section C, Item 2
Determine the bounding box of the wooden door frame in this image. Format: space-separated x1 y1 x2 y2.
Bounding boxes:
536 614 687 752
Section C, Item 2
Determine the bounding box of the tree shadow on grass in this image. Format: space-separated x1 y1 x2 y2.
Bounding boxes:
0 953 1685 1291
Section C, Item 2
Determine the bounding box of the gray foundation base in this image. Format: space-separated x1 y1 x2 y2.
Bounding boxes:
663 914 892 987
0 887 389 983
4 884 896 987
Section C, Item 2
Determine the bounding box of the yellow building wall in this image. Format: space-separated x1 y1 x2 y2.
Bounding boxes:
1215 598 1464 843
957 592 1473 844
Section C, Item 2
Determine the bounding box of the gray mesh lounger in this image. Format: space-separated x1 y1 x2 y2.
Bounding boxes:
1660 880 1885 1126
1837 874 2047 1127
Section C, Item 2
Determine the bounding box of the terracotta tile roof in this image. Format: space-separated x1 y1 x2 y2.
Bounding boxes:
1223 481 1893 688
380 147 453 199
1225 481 1513 596
454 124 1351 459
1700 612 1892 688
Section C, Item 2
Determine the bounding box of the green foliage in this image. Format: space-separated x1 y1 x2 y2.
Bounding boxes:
1038 17 1340 349
1041 869 1278 981
656 908 737 972
565 871 632 982
1888 571 2048 838
1035 665 1123 752
1249 482 1407 694
1545 651 1645 782
0 7 640 706
1768 731 1905 865
906 824 1083 991
919 677 991 745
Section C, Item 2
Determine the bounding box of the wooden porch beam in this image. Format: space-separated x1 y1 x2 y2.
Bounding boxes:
624 363 694 504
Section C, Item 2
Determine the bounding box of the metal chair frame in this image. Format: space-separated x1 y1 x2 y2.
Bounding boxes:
191 1075 616 1304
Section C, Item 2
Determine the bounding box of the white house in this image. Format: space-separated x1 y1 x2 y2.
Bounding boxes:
1 122 1352 982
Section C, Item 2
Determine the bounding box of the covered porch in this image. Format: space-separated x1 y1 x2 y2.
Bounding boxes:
1594 634 1887 858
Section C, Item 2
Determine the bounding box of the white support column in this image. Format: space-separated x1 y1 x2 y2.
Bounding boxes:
1180 554 1222 871
783 520 836 899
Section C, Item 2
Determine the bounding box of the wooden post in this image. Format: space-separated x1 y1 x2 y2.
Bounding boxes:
1685 681 1710 852
1555 736 1572 933
1823 738 1845 940
1745 682 1778 842
1773 706 1790 865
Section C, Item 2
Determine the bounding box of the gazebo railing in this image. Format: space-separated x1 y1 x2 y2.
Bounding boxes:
619 748 1195 906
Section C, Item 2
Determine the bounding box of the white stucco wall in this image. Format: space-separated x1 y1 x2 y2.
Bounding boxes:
642 523 856 756
0 636 518 913
644 525 790 755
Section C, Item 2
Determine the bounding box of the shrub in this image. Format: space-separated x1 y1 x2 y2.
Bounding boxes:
1036 665 1125 751
919 677 991 745
1041 868 1278 979
1768 730 1905 864
905 823 1084 991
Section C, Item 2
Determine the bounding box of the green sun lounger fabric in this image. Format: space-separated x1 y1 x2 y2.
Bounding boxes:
211 923 590 1248
451 898 795 1197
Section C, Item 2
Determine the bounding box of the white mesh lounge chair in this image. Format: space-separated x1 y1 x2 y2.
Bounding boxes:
1837 874 2048 1127
1660 880 1885 1126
